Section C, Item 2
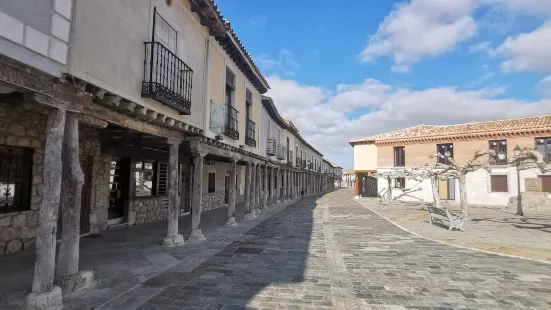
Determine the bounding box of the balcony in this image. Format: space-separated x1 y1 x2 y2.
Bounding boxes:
276 145 286 160
288 150 294 165
142 42 193 115
245 119 256 147
224 104 239 140
296 156 302 167
266 138 276 156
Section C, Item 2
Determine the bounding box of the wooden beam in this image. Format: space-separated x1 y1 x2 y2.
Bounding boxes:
27 93 184 140
73 113 108 129
99 95 121 107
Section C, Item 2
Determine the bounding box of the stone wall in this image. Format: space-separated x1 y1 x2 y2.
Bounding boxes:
130 196 169 225
202 191 225 211
0 103 109 255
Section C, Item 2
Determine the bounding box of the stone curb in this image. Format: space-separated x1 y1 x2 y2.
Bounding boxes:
354 199 551 266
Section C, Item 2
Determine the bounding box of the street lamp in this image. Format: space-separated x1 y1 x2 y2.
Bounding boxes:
513 145 523 216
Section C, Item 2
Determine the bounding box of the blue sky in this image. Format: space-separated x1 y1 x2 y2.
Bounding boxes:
217 0 551 169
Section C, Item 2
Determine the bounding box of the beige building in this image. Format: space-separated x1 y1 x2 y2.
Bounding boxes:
0 0 338 308
350 115 551 205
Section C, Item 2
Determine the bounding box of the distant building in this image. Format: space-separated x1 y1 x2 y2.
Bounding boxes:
350 115 551 204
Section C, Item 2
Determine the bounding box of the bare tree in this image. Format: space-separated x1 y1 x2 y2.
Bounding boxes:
372 169 428 205
508 147 551 216
419 150 498 219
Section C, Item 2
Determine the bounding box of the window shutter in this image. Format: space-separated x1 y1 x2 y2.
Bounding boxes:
490 175 508 192
157 162 168 196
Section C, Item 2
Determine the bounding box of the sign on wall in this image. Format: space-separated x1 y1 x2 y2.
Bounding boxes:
525 178 542 192
210 100 224 133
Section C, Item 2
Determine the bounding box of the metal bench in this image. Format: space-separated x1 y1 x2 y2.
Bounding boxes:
427 206 466 231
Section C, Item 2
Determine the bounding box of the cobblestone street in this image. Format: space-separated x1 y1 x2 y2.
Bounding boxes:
94 188 551 310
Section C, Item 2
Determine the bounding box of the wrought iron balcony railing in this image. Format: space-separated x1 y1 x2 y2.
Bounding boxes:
224 104 239 140
288 151 293 165
142 41 193 115
245 118 256 147
266 138 276 156
276 145 286 160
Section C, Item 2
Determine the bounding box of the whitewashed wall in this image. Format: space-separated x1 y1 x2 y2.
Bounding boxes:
377 167 551 206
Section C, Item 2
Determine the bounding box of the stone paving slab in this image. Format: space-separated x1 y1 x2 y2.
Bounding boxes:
0 197 303 310
130 189 551 309
360 194 551 263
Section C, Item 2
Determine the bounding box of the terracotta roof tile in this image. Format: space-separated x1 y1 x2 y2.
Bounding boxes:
349 114 551 145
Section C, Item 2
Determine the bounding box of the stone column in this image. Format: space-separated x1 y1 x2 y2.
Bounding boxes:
250 163 256 210
284 169 288 201
55 115 94 295
274 168 279 203
163 141 185 246
269 167 275 206
262 164 268 209
225 157 238 226
26 108 65 310
244 162 255 219
190 151 207 240
255 164 261 214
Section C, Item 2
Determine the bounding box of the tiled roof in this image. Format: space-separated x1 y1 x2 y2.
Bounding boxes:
349 115 551 145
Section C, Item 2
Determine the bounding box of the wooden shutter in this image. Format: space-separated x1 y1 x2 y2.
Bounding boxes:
540 176 551 193
156 162 168 196
490 175 508 192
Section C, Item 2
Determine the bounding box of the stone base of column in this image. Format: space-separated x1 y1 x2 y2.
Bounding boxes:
225 217 237 226
255 208 262 215
262 203 268 210
54 270 94 296
25 286 63 310
189 229 206 240
162 234 185 247
244 209 256 220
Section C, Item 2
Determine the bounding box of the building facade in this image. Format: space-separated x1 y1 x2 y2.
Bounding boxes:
0 0 338 308
350 116 551 206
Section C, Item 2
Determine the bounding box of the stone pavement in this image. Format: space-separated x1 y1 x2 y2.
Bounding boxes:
0 198 301 310
104 190 551 309
360 195 551 263
4 189 551 309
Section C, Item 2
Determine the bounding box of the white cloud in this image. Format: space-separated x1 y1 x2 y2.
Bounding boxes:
469 41 492 54
254 49 300 77
537 75 551 97
491 0 551 17
266 76 551 169
496 22 551 73
359 0 479 71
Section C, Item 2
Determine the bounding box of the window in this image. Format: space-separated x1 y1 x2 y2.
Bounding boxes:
135 161 155 197
394 146 405 167
489 140 507 165
490 175 508 192
154 11 177 52
208 173 216 193
395 177 406 189
536 137 551 162
540 176 551 193
225 69 235 107
0 145 32 213
245 89 252 119
437 143 453 164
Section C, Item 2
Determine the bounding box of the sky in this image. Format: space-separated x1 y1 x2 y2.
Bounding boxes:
216 0 551 169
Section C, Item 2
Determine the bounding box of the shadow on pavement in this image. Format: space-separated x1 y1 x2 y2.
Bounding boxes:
133 196 318 310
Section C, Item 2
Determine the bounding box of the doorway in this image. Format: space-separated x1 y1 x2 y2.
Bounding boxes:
438 178 456 200
108 157 130 225
56 156 93 239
